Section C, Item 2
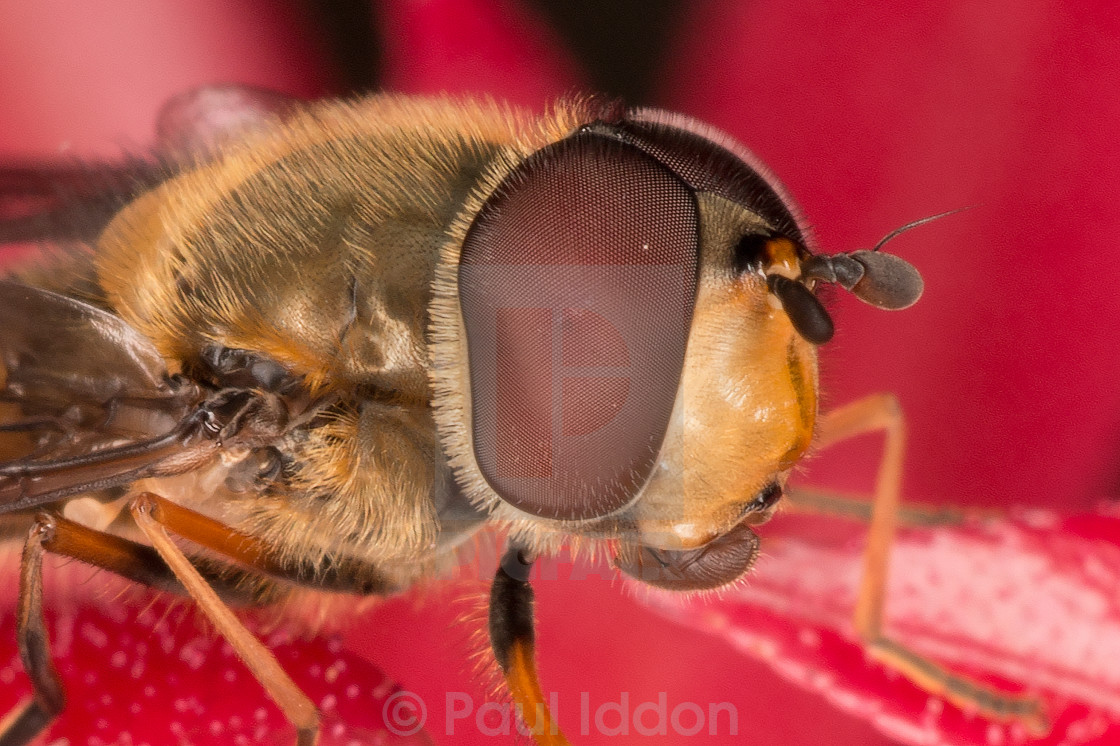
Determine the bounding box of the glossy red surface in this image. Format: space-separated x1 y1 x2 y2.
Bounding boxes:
1 2 1117 744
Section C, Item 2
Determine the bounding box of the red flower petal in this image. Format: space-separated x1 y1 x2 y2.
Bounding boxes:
0 575 433 744
638 507 1120 745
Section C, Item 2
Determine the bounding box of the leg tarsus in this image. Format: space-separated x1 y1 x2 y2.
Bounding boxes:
816 394 1048 733
866 637 1049 735
0 700 55 746
0 515 66 746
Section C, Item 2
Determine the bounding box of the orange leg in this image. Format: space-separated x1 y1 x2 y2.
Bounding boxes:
814 394 1047 734
129 492 320 746
784 485 972 527
0 510 270 746
0 492 338 746
137 491 395 595
0 518 64 746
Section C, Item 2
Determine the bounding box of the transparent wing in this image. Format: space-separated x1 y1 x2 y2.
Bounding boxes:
0 282 202 510
0 84 298 247
0 160 164 245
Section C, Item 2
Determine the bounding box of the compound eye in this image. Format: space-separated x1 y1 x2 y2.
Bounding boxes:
459 132 700 521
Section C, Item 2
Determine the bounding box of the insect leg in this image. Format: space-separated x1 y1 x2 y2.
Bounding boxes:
813 393 905 640
814 394 1047 733
129 492 320 746
0 517 65 746
489 546 569 746
784 486 971 527
133 491 397 595
0 510 272 746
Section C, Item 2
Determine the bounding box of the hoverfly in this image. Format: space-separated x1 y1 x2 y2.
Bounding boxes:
0 86 1044 744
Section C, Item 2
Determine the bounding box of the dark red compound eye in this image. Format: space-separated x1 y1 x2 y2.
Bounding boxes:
459 132 699 521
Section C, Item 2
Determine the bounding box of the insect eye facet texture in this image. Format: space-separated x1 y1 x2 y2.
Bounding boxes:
460 131 699 520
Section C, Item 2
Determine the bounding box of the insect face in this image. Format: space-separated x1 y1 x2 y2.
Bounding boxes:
434 111 827 583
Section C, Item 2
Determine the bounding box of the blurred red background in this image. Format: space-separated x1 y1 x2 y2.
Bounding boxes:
0 1 1117 744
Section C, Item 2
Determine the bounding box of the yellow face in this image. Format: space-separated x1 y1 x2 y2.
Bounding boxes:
626 196 819 550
